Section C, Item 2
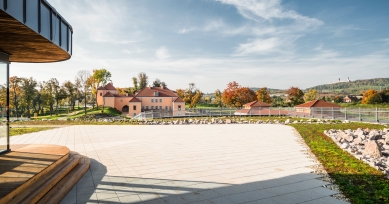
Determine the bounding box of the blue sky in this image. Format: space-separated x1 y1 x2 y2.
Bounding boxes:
11 0 389 92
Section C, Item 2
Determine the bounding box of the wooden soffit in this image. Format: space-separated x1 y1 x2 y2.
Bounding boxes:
0 10 70 63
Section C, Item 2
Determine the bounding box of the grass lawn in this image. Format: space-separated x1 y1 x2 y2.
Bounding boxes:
68 107 121 118
10 127 55 136
291 123 389 204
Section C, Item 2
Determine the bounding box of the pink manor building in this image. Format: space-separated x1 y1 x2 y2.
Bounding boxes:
96 83 185 117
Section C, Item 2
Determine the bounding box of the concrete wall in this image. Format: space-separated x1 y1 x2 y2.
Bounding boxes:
172 102 186 116
97 89 118 107
129 102 142 117
137 97 178 111
103 97 115 108
114 97 133 112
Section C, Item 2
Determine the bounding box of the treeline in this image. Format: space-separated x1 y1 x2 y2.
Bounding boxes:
309 78 389 95
0 68 115 118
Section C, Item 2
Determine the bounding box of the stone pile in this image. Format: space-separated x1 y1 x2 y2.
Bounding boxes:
324 128 389 178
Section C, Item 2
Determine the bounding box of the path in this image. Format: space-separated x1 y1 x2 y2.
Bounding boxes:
10 125 347 204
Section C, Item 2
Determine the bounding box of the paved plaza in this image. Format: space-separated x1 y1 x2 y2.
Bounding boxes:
11 125 347 204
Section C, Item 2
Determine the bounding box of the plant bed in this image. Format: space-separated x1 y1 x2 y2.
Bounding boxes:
291 123 389 204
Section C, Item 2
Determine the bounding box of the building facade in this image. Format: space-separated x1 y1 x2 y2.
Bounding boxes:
97 83 185 117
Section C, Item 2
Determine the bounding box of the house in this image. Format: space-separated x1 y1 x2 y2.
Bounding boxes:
96 83 185 117
343 95 359 103
234 100 272 115
295 100 341 116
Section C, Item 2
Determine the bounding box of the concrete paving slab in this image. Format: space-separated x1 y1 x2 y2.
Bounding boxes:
10 124 346 203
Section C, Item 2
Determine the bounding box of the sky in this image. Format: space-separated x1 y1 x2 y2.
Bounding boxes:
11 0 389 93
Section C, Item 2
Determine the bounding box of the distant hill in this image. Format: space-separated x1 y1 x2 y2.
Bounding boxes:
250 87 286 94
307 78 389 95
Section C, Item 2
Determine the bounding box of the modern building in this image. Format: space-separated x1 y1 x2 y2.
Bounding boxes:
0 2 90 203
97 83 186 117
1 0 73 153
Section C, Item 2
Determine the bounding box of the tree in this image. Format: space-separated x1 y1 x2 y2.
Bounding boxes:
213 89 223 107
176 83 203 108
76 70 91 114
286 87 304 106
63 80 76 111
138 72 148 90
379 89 389 103
272 96 286 107
131 77 139 93
304 89 319 102
91 69 112 108
256 87 272 103
42 80 55 116
152 78 161 87
333 95 343 103
222 81 256 108
20 77 37 118
9 76 22 118
362 90 382 104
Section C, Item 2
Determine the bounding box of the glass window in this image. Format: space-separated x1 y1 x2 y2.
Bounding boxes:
159 99 162 102
0 61 9 153
151 99 154 103
120 99 123 102
100 92 102 96
165 106 168 110
146 106 148 110
178 105 181 110
151 106 154 110
133 105 136 110
159 106 162 110
155 106 158 110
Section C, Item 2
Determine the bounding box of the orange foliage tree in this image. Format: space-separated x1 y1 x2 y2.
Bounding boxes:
286 87 304 106
256 87 272 104
362 89 382 104
222 81 256 108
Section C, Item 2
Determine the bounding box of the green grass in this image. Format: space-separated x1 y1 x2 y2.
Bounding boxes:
10 127 55 136
290 123 389 203
68 107 121 118
338 103 389 108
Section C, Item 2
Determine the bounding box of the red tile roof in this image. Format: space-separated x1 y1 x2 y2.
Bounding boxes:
243 100 272 107
129 97 141 102
103 92 114 97
173 97 185 102
136 87 177 97
295 100 341 108
97 83 117 91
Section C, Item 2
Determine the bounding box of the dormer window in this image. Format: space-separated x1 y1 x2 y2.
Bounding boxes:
154 91 159 96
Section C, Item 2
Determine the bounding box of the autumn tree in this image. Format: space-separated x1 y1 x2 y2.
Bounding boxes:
379 89 389 103
286 87 304 106
9 76 22 118
304 89 319 102
222 81 256 108
176 83 203 108
256 87 272 103
362 89 382 104
89 69 111 108
213 89 223 107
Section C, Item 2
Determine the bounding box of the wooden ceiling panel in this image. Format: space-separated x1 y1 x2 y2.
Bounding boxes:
0 10 71 63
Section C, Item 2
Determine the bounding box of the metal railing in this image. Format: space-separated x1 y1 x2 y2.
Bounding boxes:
132 107 389 123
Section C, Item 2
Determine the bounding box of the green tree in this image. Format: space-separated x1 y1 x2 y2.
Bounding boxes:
63 80 77 110
76 70 91 114
9 76 22 118
176 83 203 108
20 77 37 118
138 72 148 90
304 89 319 102
91 69 112 109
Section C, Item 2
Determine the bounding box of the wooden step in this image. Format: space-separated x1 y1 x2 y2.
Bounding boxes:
0 146 70 204
7 152 81 204
37 155 90 204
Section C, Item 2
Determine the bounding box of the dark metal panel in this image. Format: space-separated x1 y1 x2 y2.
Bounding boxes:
26 0 39 33
60 21 67 50
0 0 3 10
40 1 50 40
6 0 23 23
51 12 60 45
0 52 9 63
68 28 72 54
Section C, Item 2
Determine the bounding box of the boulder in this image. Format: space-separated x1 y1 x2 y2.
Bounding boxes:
341 143 349 149
226 119 231 124
354 137 363 145
338 131 354 142
364 140 382 158
285 119 290 124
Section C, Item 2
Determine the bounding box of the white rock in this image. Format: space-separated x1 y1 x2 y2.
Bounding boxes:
341 143 349 149
364 140 382 158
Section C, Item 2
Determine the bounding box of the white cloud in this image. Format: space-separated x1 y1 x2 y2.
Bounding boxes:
204 19 224 31
235 37 280 55
155 47 171 60
178 27 196 34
